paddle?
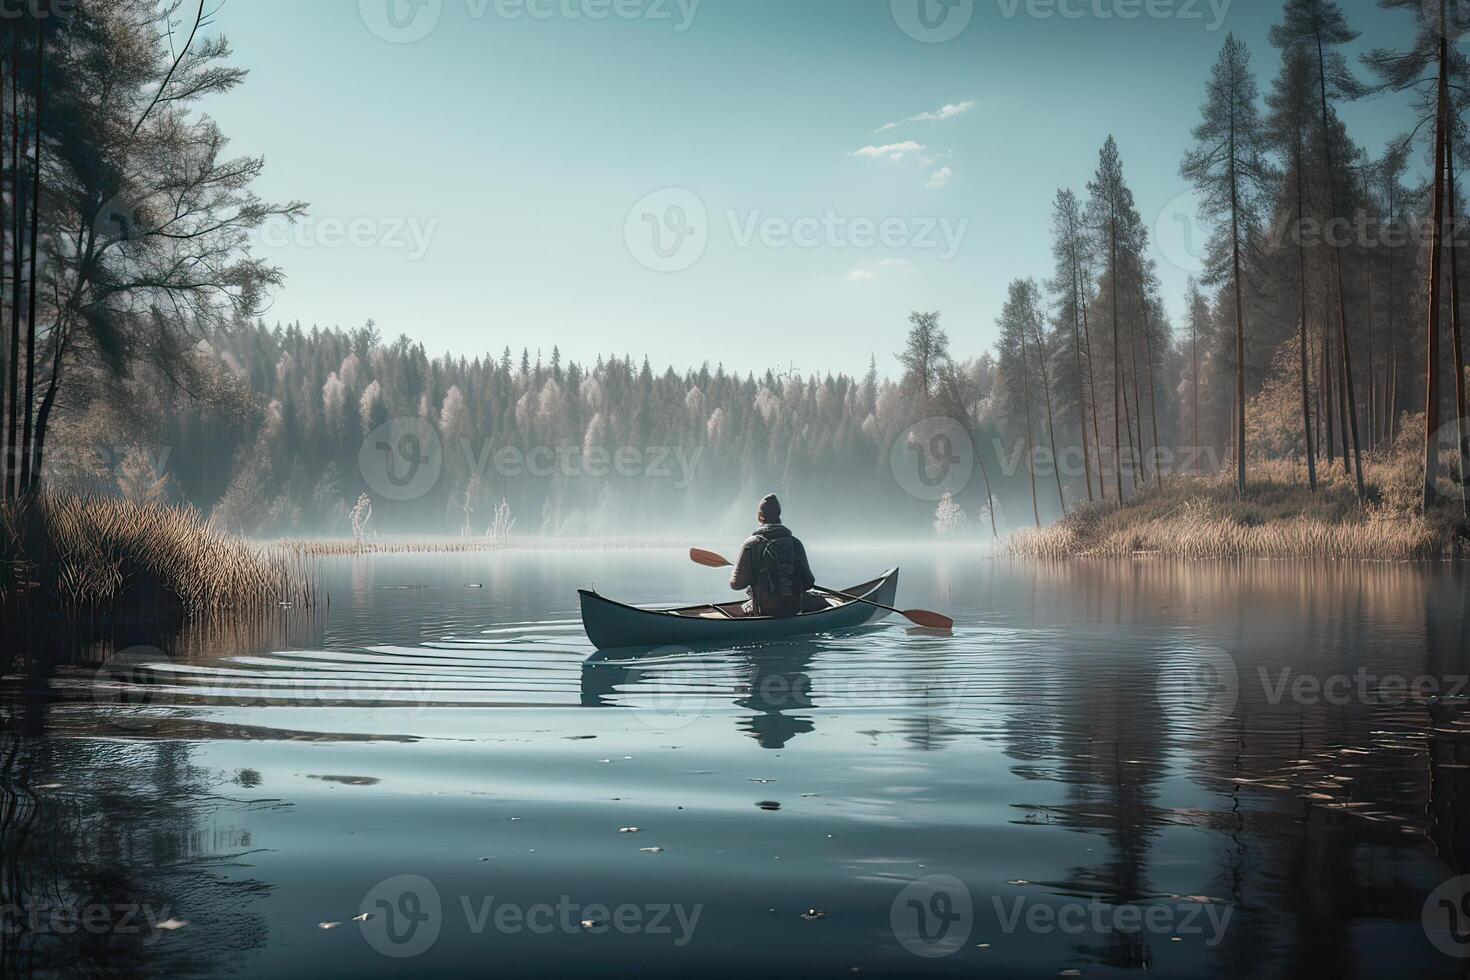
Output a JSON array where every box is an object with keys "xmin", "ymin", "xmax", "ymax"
[{"xmin": 689, "ymin": 548, "xmax": 954, "ymax": 631}]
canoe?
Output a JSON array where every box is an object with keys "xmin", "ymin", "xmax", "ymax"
[{"xmin": 578, "ymin": 568, "xmax": 900, "ymax": 650}]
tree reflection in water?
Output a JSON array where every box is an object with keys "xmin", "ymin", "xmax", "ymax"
[{"xmin": 0, "ymin": 610, "xmax": 323, "ymax": 977}]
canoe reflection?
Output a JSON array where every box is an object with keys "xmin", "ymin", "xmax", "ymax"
[{"xmin": 580, "ymin": 632, "xmax": 896, "ymax": 749}]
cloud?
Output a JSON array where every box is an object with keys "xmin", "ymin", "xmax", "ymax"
[
  {"xmin": 926, "ymin": 167, "xmax": 954, "ymax": 189},
  {"xmin": 850, "ymin": 140, "xmax": 925, "ymax": 162},
  {"xmin": 875, "ymin": 100, "xmax": 975, "ymax": 134},
  {"xmin": 846, "ymin": 259, "xmax": 914, "ymax": 283}
]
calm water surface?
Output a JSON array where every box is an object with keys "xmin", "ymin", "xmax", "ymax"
[{"xmin": 2, "ymin": 548, "xmax": 1468, "ymax": 978}]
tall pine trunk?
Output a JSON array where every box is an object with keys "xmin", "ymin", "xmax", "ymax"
[
  {"xmin": 1080, "ymin": 281, "xmax": 1106, "ymax": 502},
  {"xmin": 1110, "ymin": 218, "xmax": 1124, "ymax": 502},
  {"xmin": 1229, "ymin": 98, "xmax": 1247, "ymax": 495},
  {"xmin": 1316, "ymin": 33, "xmax": 1365, "ymax": 498},
  {"xmin": 1385, "ymin": 173, "xmax": 1400, "ymax": 451},
  {"xmin": 1121, "ymin": 339, "xmax": 1139, "ymax": 492},
  {"xmin": 1069, "ymin": 256, "xmax": 1094, "ymax": 503},
  {"xmin": 1127, "ymin": 308, "xmax": 1147, "ymax": 488},
  {"xmin": 1192, "ymin": 300, "xmax": 1200, "ymax": 477},
  {"xmin": 0, "ymin": 40, "xmax": 7, "ymax": 499},
  {"xmin": 20, "ymin": 24, "xmax": 40, "ymax": 494},
  {"xmin": 1447, "ymin": 117, "xmax": 1468, "ymax": 514},
  {"xmin": 1139, "ymin": 292, "xmax": 1162, "ymax": 489},
  {"xmin": 1034, "ymin": 322, "xmax": 1066, "ymax": 515},
  {"xmin": 1423, "ymin": 23, "xmax": 1448, "ymax": 511},
  {"xmin": 0, "ymin": 42, "xmax": 6, "ymax": 500},
  {"xmin": 6, "ymin": 50, "xmax": 21, "ymax": 500},
  {"xmin": 1363, "ymin": 182, "xmax": 1376, "ymax": 457},
  {"xmin": 1324, "ymin": 329, "xmax": 1336, "ymax": 465},
  {"xmin": 1294, "ymin": 127, "xmax": 1317, "ymax": 487},
  {"xmin": 1018, "ymin": 315, "xmax": 1040, "ymax": 528}
]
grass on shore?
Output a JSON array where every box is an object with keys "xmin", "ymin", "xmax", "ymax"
[
  {"xmin": 1006, "ymin": 451, "xmax": 1470, "ymax": 562},
  {"xmin": 1, "ymin": 496, "xmax": 315, "ymax": 613}
]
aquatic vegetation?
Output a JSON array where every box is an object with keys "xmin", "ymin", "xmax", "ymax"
[{"xmin": 0, "ymin": 496, "xmax": 315, "ymax": 613}]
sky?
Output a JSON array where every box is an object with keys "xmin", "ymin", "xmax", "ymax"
[{"xmin": 204, "ymin": 0, "xmax": 1418, "ymax": 379}]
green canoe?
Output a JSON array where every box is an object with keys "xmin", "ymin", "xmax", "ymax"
[{"xmin": 578, "ymin": 568, "xmax": 900, "ymax": 651}]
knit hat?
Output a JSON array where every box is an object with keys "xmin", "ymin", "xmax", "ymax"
[{"xmin": 758, "ymin": 493, "xmax": 782, "ymax": 522}]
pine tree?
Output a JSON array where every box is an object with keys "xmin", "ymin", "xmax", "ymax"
[
  {"xmin": 998, "ymin": 279, "xmax": 1044, "ymax": 527},
  {"xmin": 1272, "ymin": 0, "xmax": 1367, "ymax": 497},
  {"xmin": 1049, "ymin": 188, "xmax": 1100, "ymax": 502},
  {"xmin": 1366, "ymin": 0, "xmax": 1470, "ymax": 509},
  {"xmin": 1266, "ymin": 44, "xmax": 1319, "ymax": 489},
  {"xmin": 1086, "ymin": 137, "xmax": 1141, "ymax": 503},
  {"xmin": 1182, "ymin": 35, "xmax": 1271, "ymax": 494}
]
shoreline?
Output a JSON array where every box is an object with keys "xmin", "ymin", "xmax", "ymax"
[{"xmin": 1004, "ymin": 466, "xmax": 1469, "ymax": 562}]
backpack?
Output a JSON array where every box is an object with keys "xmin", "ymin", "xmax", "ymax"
[{"xmin": 752, "ymin": 534, "xmax": 801, "ymax": 617}]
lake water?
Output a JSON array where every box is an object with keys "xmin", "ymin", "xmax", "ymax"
[{"xmin": 2, "ymin": 548, "xmax": 1468, "ymax": 978}]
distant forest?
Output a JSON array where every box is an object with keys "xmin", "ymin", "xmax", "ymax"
[{"xmin": 3, "ymin": 0, "xmax": 1468, "ymax": 537}]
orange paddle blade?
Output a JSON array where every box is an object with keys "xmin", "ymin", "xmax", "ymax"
[
  {"xmin": 690, "ymin": 548, "xmax": 732, "ymax": 568},
  {"xmin": 902, "ymin": 609, "xmax": 954, "ymax": 631}
]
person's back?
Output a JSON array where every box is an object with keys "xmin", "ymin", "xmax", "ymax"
[{"xmin": 730, "ymin": 494, "xmax": 818, "ymax": 618}]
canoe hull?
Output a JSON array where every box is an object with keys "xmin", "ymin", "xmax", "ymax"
[{"xmin": 578, "ymin": 569, "xmax": 899, "ymax": 650}]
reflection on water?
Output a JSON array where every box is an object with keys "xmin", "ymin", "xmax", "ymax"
[{"xmin": 1, "ymin": 550, "xmax": 1467, "ymax": 977}]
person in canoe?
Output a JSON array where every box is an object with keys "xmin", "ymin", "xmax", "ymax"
[{"xmin": 730, "ymin": 494, "xmax": 825, "ymax": 618}]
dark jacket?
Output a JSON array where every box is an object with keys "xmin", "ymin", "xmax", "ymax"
[{"xmin": 730, "ymin": 524, "xmax": 816, "ymax": 617}]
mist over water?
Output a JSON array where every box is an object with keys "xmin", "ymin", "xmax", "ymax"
[{"xmin": 3, "ymin": 549, "xmax": 1467, "ymax": 977}]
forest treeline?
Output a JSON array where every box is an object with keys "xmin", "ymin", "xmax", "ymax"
[{"xmin": 1, "ymin": 0, "xmax": 1468, "ymax": 540}]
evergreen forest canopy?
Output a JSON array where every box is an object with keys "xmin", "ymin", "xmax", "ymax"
[{"xmin": 0, "ymin": 0, "xmax": 1467, "ymax": 539}]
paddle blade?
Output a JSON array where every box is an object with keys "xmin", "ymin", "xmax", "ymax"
[
  {"xmin": 690, "ymin": 548, "xmax": 732, "ymax": 568},
  {"xmin": 902, "ymin": 609, "xmax": 954, "ymax": 631}
]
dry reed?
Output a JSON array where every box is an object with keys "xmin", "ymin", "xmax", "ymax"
[
  {"xmin": 0, "ymin": 496, "xmax": 315, "ymax": 612},
  {"xmin": 1007, "ymin": 452, "xmax": 1469, "ymax": 562}
]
